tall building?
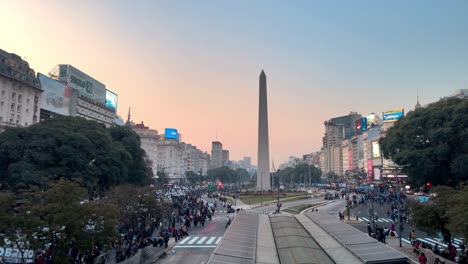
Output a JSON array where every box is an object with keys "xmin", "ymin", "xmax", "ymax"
[
  {"xmin": 321, "ymin": 112, "xmax": 361, "ymax": 175},
  {"xmin": 42, "ymin": 65, "xmax": 117, "ymax": 127},
  {"xmin": 132, "ymin": 121, "xmax": 159, "ymax": 178},
  {"xmin": 0, "ymin": 49, "xmax": 42, "ymax": 132},
  {"xmin": 211, "ymin": 141, "xmax": 223, "ymax": 169},
  {"xmin": 257, "ymin": 70, "xmax": 271, "ymax": 191},
  {"xmin": 222, "ymin": 150, "xmax": 230, "ymax": 166},
  {"xmin": 157, "ymin": 134, "xmax": 184, "ymax": 181}
]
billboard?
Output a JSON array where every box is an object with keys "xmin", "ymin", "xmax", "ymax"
[
  {"xmin": 382, "ymin": 108, "xmax": 404, "ymax": 123},
  {"xmin": 105, "ymin": 90, "xmax": 118, "ymax": 110},
  {"xmin": 367, "ymin": 159, "xmax": 373, "ymax": 176},
  {"xmin": 367, "ymin": 114, "xmax": 376, "ymax": 128},
  {"xmin": 372, "ymin": 141, "xmax": 381, "ymax": 158},
  {"xmin": 38, "ymin": 73, "xmax": 72, "ymax": 116},
  {"xmin": 58, "ymin": 64, "xmax": 106, "ymax": 103},
  {"xmin": 165, "ymin": 128, "xmax": 178, "ymax": 139},
  {"xmin": 356, "ymin": 117, "xmax": 368, "ymax": 132}
]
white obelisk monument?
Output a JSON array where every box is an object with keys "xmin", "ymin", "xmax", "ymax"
[{"xmin": 257, "ymin": 70, "xmax": 271, "ymax": 191}]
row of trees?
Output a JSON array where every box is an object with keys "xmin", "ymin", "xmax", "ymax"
[
  {"xmin": 184, "ymin": 166, "xmax": 251, "ymax": 187},
  {"xmin": 379, "ymin": 98, "xmax": 468, "ymax": 241},
  {"xmin": 0, "ymin": 116, "xmax": 153, "ymax": 194},
  {"xmin": 0, "ymin": 117, "xmax": 158, "ymax": 263}
]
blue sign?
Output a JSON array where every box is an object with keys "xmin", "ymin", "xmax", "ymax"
[
  {"xmin": 382, "ymin": 109, "xmax": 404, "ymax": 123},
  {"xmin": 165, "ymin": 128, "xmax": 178, "ymax": 139},
  {"xmin": 361, "ymin": 117, "xmax": 368, "ymax": 131}
]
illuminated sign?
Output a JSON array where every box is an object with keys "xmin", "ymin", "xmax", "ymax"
[
  {"xmin": 367, "ymin": 159, "xmax": 373, "ymax": 176},
  {"xmin": 382, "ymin": 109, "xmax": 404, "ymax": 123},
  {"xmin": 355, "ymin": 119, "xmax": 362, "ymax": 131},
  {"xmin": 361, "ymin": 117, "xmax": 367, "ymax": 131},
  {"xmin": 367, "ymin": 114, "xmax": 376, "ymax": 128},
  {"xmin": 372, "ymin": 141, "xmax": 381, "ymax": 158},
  {"xmin": 38, "ymin": 73, "xmax": 72, "ymax": 116},
  {"xmin": 105, "ymin": 90, "xmax": 118, "ymax": 110},
  {"xmin": 165, "ymin": 128, "xmax": 178, "ymax": 139}
]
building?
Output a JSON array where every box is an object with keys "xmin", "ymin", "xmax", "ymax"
[
  {"xmin": 211, "ymin": 141, "xmax": 223, "ymax": 169},
  {"xmin": 182, "ymin": 143, "xmax": 209, "ymax": 175},
  {"xmin": 157, "ymin": 134, "xmax": 184, "ymax": 181},
  {"xmin": 452, "ymin": 89, "xmax": 468, "ymax": 99},
  {"xmin": 320, "ymin": 112, "xmax": 361, "ymax": 175},
  {"xmin": 45, "ymin": 64, "xmax": 117, "ymax": 127},
  {"xmin": 0, "ymin": 49, "xmax": 42, "ymax": 132},
  {"xmin": 132, "ymin": 121, "xmax": 159, "ymax": 178},
  {"xmin": 242, "ymin": 156, "xmax": 252, "ymax": 169},
  {"xmin": 222, "ymin": 150, "xmax": 230, "ymax": 166}
]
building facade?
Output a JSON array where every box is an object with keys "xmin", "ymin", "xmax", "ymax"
[
  {"xmin": 222, "ymin": 149, "xmax": 229, "ymax": 166},
  {"xmin": 133, "ymin": 122, "xmax": 159, "ymax": 178},
  {"xmin": 211, "ymin": 141, "xmax": 223, "ymax": 169},
  {"xmin": 0, "ymin": 49, "xmax": 42, "ymax": 132}
]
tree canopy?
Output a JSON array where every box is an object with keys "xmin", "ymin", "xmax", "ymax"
[
  {"xmin": 408, "ymin": 184, "xmax": 468, "ymax": 242},
  {"xmin": 0, "ymin": 116, "xmax": 152, "ymax": 192},
  {"xmin": 380, "ymin": 98, "xmax": 468, "ymax": 187}
]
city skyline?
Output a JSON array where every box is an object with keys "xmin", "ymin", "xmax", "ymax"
[{"xmin": 1, "ymin": 0, "xmax": 467, "ymax": 164}]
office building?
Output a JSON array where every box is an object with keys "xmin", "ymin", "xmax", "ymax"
[
  {"xmin": 0, "ymin": 49, "xmax": 42, "ymax": 132},
  {"xmin": 211, "ymin": 141, "xmax": 223, "ymax": 169}
]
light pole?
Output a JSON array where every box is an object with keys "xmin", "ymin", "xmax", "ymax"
[
  {"xmin": 308, "ymin": 164, "xmax": 311, "ymax": 190},
  {"xmin": 277, "ymin": 169, "xmax": 280, "ymax": 213}
]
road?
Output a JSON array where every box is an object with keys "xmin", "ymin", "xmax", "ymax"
[{"xmin": 156, "ymin": 196, "xmax": 234, "ymax": 264}]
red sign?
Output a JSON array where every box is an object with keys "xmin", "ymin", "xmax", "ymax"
[
  {"xmin": 348, "ymin": 150, "xmax": 354, "ymax": 170},
  {"xmin": 367, "ymin": 159, "xmax": 373, "ymax": 176}
]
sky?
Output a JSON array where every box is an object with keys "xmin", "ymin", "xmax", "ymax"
[{"xmin": 0, "ymin": 0, "xmax": 467, "ymax": 165}]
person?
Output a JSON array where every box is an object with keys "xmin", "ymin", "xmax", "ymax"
[
  {"xmin": 225, "ymin": 216, "xmax": 232, "ymax": 228},
  {"xmin": 433, "ymin": 243, "xmax": 440, "ymax": 255},
  {"xmin": 339, "ymin": 211, "xmax": 343, "ymax": 221},
  {"xmin": 410, "ymin": 230, "xmax": 416, "ymax": 243},
  {"xmin": 418, "ymin": 252, "xmax": 427, "ymax": 264},
  {"xmin": 367, "ymin": 223, "xmax": 373, "ymax": 237}
]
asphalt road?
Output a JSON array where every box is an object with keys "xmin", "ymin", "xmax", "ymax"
[{"xmin": 156, "ymin": 196, "xmax": 234, "ymax": 264}]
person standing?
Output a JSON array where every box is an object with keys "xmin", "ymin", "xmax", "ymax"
[
  {"xmin": 367, "ymin": 223, "xmax": 373, "ymax": 237},
  {"xmin": 418, "ymin": 252, "xmax": 427, "ymax": 264}
]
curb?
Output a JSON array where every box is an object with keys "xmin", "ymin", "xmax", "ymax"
[{"xmin": 300, "ymin": 201, "xmax": 333, "ymax": 214}]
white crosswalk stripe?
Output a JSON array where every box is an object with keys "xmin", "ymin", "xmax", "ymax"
[
  {"xmin": 175, "ymin": 236, "xmax": 222, "ymax": 248},
  {"xmin": 206, "ymin": 237, "xmax": 216, "ymax": 244},
  {"xmin": 400, "ymin": 237, "xmax": 463, "ymax": 251},
  {"xmin": 360, "ymin": 217, "xmax": 369, "ymax": 222}
]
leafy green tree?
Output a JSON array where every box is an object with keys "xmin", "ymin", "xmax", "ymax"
[
  {"xmin": 207, "ymin": 166, "xmax": 236, "ymax": 186},
  {"xmin": 185, "ymin": 171, "xmax": 200, "ymax": 186},
  {"xmin": 0, "ymin": 116, "xmax": 152, "ymax": 193},
  {"xmin": 380, "ymin": 98, "xmax": 468, "ymax": 187},
  {"xmin": 407, "ymin": 185, "xmax": 468, "ymax": 242},
  {"xmin": 0, "ymin": 179, "xmax": 118, "ymax": 263},
  {"xmin": 235, "ymin": 168, "xmax": 250, "ymax": 184},
  {"xmin": 325, "ymin": 171, "xmax": 341, "ymax": 183}
]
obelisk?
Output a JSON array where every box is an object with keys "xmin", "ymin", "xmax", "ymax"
[{"xmin": 257, "ymin": 70, "xmax": 270, "ymax": 191}]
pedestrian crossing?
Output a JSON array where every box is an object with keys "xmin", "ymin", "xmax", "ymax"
[
  {"xmin": 359, "ymin": 216, "xmax": 396, "ymax": 223},
  {"xmin": 174, "ymin": 236, "xmax": 223, "ymax": 248},
  {"xmin": 399, "ymin": 237, "xmax": 464, "ymax": 252}
]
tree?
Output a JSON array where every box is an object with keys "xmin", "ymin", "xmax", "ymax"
[
  {"xmin": 325, "ymin": 171, "xmax": 341, "ymax": 183},
  {"xmin": 185, "ymin": 171, "xmax": 200, "ymax": 186},
  {"xmin": 235, "ymin": 168, "xmax": 250, "ymax": 184},
  {"xmin": 380, "ymin": 98, "xmax": 468, "ymax": 187},
  {"xmin": 407, "ymin": 185, "xmax": 468, "ymax": 242},
  {"xmin": 0, "ymin": 116, "xmax": 152, "ymax": 193},
  {"xmin": 0, "ymin": 179, "xmax": 119, "ymax": 263}
]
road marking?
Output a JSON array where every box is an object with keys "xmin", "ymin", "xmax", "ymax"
[
  {"xmin": 178, "ymin": 237, "xmax": 191, "ymax": 245},
  {"xmin": 174, "ymin": 245, "xmax": 217, "ymax": 248},
  {"xmin": 206, "ymin": 237, "xmax": 216, "ymax": 244},
  {"xmin": 216, "ymin": 237, "xmax": 222, "ymax": 244},
  {"xmin": 360, "ymin": 217, "xmax": 369, "ymax": 222},
  {"xmin": 380, "ymin": 218, "xmax": 391, "ymax": 223},
  {"xmin": 197, "ymin": 237, "xmax": 208, "ymax": 244},
  {"xmin": 188, "ymin": 237, "xmax": 199, "ymax": 244},
  {"xmin": 401, "ymin": 238, "xmax": 411, "ymax": 244}
]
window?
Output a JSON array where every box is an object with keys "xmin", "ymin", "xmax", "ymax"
[
  {"xmin": 0, "ymin": 101, "xmax": 3, "ymax": 106},
  {"xmin": 26, "ymin": 108, "xmax": 28, "ymax": 113},
  {"xmin": 12, "ymin": 92, "xmax": 16, "ymax": 100},
  {"xmin": 9, "ymin": 119, "xmax": 13, "ymax": 123},
  {"xmin": 11, "ymin": 103, "xmax": 15, "ymax": 111},
  {"xmin": 17, "ymin": 105, "xmax": 21, "ymax": 112},
  {"xmin": 18, "ymin": 94, "xmax": 22, "ymax": 102}
]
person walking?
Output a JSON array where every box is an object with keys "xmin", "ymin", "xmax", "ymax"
[
  {"xmin": 367, "ymin": 223, "xmax": 373, "ymax": 237},
  {"xmin": 418, "ymin": 252, "xmax": 427, "ymax": 264}
]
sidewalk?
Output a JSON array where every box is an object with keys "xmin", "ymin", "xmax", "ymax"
[{"xmin": 385, "ymin": 238, "xmax": 419, "ymax": 263}]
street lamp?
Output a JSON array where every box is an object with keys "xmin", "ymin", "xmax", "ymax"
[{"xmin": 277, "ymin": 169, "xmax": 280, "ymax": 213}]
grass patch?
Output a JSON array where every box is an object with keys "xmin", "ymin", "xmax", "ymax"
[
  {"xmin": 282, "ymin": 203, "xmax": 324, "ymax": 214},
  {"xmin": 239, "ymin": 192, "xmax": 313, "ymax": 205}
]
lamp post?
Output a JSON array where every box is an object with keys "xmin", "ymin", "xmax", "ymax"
[{"xmin": 277, "ymin": 169, "xmax": 280, "ymax": 213}]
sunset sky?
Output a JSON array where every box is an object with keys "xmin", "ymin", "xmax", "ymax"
[{"xmin": 1, "ymin": 0, "xmax": 467, "ymax": 164}]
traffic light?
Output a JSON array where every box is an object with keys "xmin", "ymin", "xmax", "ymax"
[
  {"xmin": 217, "ymin": 181, "xmax": 223, "ymax": 189},
  {"xmin": 426, "ymin": 182, "xmax": 431, "ymax": 187}
]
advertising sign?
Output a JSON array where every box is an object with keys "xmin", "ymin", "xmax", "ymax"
[
  {"xmin": 348, "ymin": 150, "xmax": 354, "ymax": 170},
  {"xmin": 105, "ymin": 90, "xmax": 118, "ymax": 110},
  {"xmin": 367, "ymin": 114, "xmax": 376, "ymax": 128},
  {"xmin": 382, "ymin": 108, "xmax": 404, "ymax": 123},
  {"xmin": 58, "ymin": 65, "xmax": 106, "ymax": 103},
  {"xmin": 367, "ymin": 159, "xmax": 373, "ymax": 176},
  {"xmin": 38, "ymin": 73, "xmax": 72, "ymax": 116},
  {"xmin": 0, "ymin": 246, "xmax": 35, "ymax": 263},
  {"xmin": 372, "ymin": 141, "xmax": 381, "ymax": 158},
  {"xmin": 165, "ymin": 128, "xmax": 178, "ymax": 139},
  {"xmin": 361, "ymin": 117, "xmax": 368, "ymax": 131},
  {"xmin": 373, "ymin": 167, "xmax": 381, "ymax": 181}
]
